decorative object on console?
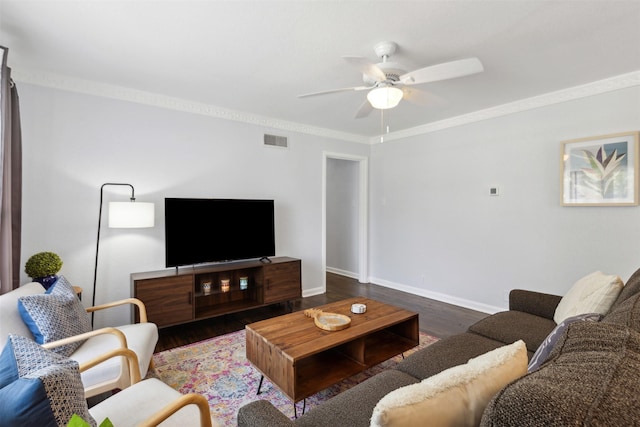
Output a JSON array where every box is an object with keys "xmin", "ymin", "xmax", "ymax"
[
  {"xmin": 221, "ymin": 279, "xmax": 230, "ymax": 293},
  {"xmin": 304, "ymin": 308, "xmax": 351, "ymax": 331},
  {"xmin": 239, "ymin": 276, "xmax": 248, "ymax": 290},
  {"xmin": 92, "ymin": 183, "xmax": 154, "ymax": 326},
  {"xmin": 24, "ymin": 251, "xmax": 63, "ymax": 290},
  {"xmin": 202, "ymin": 281, "xmax": 212, "ymax": 295}
]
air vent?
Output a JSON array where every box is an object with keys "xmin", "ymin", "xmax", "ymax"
[{"xmin": 263, "ymin": 133, "xmax": 288, "ymax": 148}]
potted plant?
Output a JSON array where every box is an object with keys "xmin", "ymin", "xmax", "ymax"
[{"xmin": 25, "ymin": 251, "xmax": 63, "ymax": 290}]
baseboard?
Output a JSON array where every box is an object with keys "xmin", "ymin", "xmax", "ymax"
[
  {"xmin": 302, "ymin": 285, "xmax": 325, "ymax": 298},
  {"xmin": 369, "ymin": 276, "xmax": 505, "ymax": 314},
  {"xmin": 326, "ymin": 266, "xmax": 359, "ymax": 280}
]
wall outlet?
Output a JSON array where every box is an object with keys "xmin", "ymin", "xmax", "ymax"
[{"xmin": 490, "ymin": 187, "xmax": 500, "ymax": 196}]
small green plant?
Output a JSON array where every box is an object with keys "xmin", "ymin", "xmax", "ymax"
[
  {"xmin": 67, "ymin": 414, "xmax": 113, "ymax": 427},
  {"xmin": 24, "ymin": 251, "xmax": 63, "ymax": 278}
]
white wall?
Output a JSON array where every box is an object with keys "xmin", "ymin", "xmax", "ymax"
[
  {"xmin": 326, "ymin": 158, "xmax": 359, "ymax": 276},
  {"xmin": 18, "ymin": 83, "xmax": 369, "ymax": 327},
  {"xmin": 370, "ymin": 86, "xmax": 640, "ymax": 313},
  {"xmin": 17, "ymin": 81, "xmax": 640, "ymax": 324}
]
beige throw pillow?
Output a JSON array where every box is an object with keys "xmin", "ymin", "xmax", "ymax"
[
  {"xmin": 370, "ymin": 340, "xmax": 527, "ymax": 427},
  {"xmin": 554, "ymin": 271, "xmax": 623, "ymax": 324}
]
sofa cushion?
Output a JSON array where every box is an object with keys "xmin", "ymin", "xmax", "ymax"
[
  {"xmin": 17, "ymin": 276, "xmax": 92, "ymax": 356},
  {"xmin": 468, "ymin": 311, "xmax": 556, "ymax": 353},
  {"xmin": 553, "ymin": 271, "xmax": 623, "ymax": 324},
  {"xmin": 480, "ymin": 322, "xmax": 640, "ymax": 426},
  {"xmin": 527, "ymin": 312, "xmax": 603, "ymax": 372},
  {"xmin": 0, "ymin": 335, "xmax": 96, "ymax": 427},
  {"xmin": 293, "ymin": 370, "xmax": 418, "ymax": 427},
  {"xmin": 371, "ymin": 340, "xmax": 527, "ymax": 427},
  {"xmin": 602, "ymin": 291, "xmax": 640, "ymax": 332},
  {"xmin": 396, "ymin": 332, "xmax": 505, "ymax": 380}
]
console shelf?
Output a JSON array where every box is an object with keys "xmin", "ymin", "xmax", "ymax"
[{"xmin": 132, "ymin": 257, "xmax": 301, "ymax": 328}]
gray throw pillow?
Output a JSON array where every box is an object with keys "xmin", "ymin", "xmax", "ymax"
[{"xmin": 527, "ymin": 312, "xmax": 603, "ymax": 372}]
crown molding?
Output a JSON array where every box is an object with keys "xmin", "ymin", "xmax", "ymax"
[
  {"xmin": 11, "ymin": 68, "xmax": 370, "ymax": 145},
  {"xmin": 13, "ymin": 68, "xmax": 639, "ymax": 146},
  {"xmin": 373, "ymin": 70, "xmax": 640, "ymax": 144}
]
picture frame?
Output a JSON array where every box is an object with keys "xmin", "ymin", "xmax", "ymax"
[{"xmin": 561, "ymin": 131, "xmax": 640, "ymax": 206}]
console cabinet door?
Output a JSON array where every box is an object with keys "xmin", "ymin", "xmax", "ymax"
[
  {"xmin": 263, "ymin": 260, "xmax": 302, "ymax": 304},
  {"xmin": 135, "ymin": 276, "xmax": 194, "ymax": 327}
]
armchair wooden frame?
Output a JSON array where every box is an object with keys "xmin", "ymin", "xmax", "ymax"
[
  {"xmin": 86, "ymin": 298, "xmax": 150, "ymax": 322},
  {"xmin": 83, "ymin": 348, "xmax": 213, "ymax": 427},
  {"xmin": 42, "ymin": 297, "xmax": 157, "ymax": 397}
]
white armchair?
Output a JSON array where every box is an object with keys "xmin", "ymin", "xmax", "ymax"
[{"xmin": 0, "ymin": 281, "xmax": 158, "ymax": 398}]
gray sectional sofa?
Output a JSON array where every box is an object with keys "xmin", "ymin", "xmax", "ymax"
[{"xmin": 237, "ymin": 268, "xmax": 640, "ymax": 426}]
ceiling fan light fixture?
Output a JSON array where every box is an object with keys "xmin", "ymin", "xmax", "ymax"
[{"xmin": 367, "ymin": 86, "xmax": 403, "ymax": 109}]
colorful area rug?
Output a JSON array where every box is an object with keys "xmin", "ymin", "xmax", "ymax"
[{"xmin": 152, "ymin": 329, "xmax": 438, "ymax": 426}]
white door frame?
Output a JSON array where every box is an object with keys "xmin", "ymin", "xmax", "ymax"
[{"xmin": 322, "ymin": 151, "xmax": 369, "ymax": 290}]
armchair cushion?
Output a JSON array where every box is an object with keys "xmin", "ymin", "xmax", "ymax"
[
  {"xmin": 89, "ymin": 378, "xmax": 205, "ymax": 427},
  {"xmin": 75, "ymin": 322, "xmax": 158, "ymax": 391},
  {"xmin": 17, "ymin": 276, "xmax": 92, "ymax": 356},
  {"xmin": 0, "ymin": 335, "xmax": 95, "ymax": 427}
]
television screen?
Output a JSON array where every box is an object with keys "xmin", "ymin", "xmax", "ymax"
[{"xmin": 165, "ymin": 198, "xmax": 275, "ymax": 267}]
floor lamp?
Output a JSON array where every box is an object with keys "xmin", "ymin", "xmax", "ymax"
[{"xmin": 92, "ymin": 183, "xmax": 155, "ymax": 326}]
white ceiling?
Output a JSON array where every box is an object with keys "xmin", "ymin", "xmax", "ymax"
[{"xmin": 1, "ymin": 0, "xmax": 640, "ymax": 140}]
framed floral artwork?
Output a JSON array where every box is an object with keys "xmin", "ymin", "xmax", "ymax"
[{"xmin": 561, "ymin": 131, "xmax": 640, "ymax": 206}]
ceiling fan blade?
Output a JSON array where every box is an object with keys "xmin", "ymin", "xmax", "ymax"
[
  {"xmin": 342, "ymin": 56, "xmax": 386, "ymax": 81},
  {"xmin": 354, "ymin": 99, "xmax": 374, "ymax": 119},
  {"xmin": 298, "ymin": 85, "xmax": 370, "ymax": 98},
  {"xmin": 402, "ymin": 87, "xmax": 446, "ymax": 107},
  {"xmin": 400, "ymin": 57, "xmax": 483, "ymax": 85}
]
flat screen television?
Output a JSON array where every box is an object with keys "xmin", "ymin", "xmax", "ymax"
[{"xmin": 165, "ymin": 198, "xmax": 275, "ymax": 268}]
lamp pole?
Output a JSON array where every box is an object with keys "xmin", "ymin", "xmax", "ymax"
[{"xmin": 92, "ymin": 183, "xmax": 136, "ymax": 326}]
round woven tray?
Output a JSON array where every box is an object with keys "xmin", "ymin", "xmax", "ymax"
[
  {"xmin": 313, "ymin": 312, "xmax": 351, "ymax": 331},
  {"xmin": 304, "ymin": 308, "xmax": 351, "ymax": 331}
]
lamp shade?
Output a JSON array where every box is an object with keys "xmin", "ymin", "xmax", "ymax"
[
  {"xmin": 108, "ymin": 202, "xmax": 155, "ymax": 228},
  {"xmin": 367, "ymin": 86, "xmax": 404, "ymax": 109}
]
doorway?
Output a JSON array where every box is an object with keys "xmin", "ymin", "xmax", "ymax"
[{"xmin": 322, "ymin": 152, "xmax": 368, "ymax": 291}]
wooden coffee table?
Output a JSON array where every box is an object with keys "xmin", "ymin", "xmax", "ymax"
[{"xmin": 245, "ymin": 297, "xmax": 419, "ymax": 405}]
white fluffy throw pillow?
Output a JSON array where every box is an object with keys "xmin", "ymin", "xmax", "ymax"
[
  {"xmin": 370, "ymin": 340, "xmax": 527, "ymax": 427},
  {"xmin": 553, "ymin": 271, "xmax": 623, "ymax": 324}
]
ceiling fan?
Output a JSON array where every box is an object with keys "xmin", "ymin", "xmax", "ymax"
[{"xmin": 298, "ymin": 41, "xmax": 483, "ymax": 118}]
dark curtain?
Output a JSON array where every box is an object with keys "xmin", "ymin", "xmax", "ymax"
[{"xmin": 0, "ymin": 46, "xmax": 23, "ymax": 294}]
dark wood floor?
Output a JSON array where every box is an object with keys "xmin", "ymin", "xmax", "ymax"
[{"xmin": 155, "ymin": 272, "xmax": 488, "ymax": 352}]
